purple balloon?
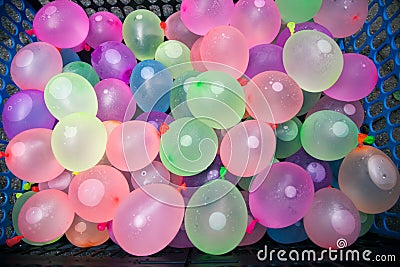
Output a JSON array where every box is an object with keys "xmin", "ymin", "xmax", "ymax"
[
  {"xmin": 244, "ymin": 44, "xmax": 285, "ymax": 79},
  {"xmin": 276, "ymin": 22, "xmax": 334, "ymax": 47},
  {"xmin": 169, "ymin": 222, "xmax": 194, "ymax": 248},
  {"xmin": 2, "ymin": 90, "xmax": 56, "ymax": 139},
  {"xmin": 285, "ymin": 148, "xmax": 332, "ymax": 191},
  {"xmin": 107, "ymin": 220, "xmax": 118, "ymax": 244},
  {"xmin": 136, "ymin": 111, "xmax": 174, "ymax": 131}
]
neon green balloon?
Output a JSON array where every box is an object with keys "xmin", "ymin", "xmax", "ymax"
[
  {"xmin": 170, "ymin": 71, "xmax": 200, "ymax": 119},
  {"xmin": 276, "ymin": 0, "xmax": 322, "ymax": 23},
  {"xmin": 275, "ymin": 117, "xmax": 302, "ymax": 159},
  {"xmin": 359, "ymin": 212, "xmax": 374, "ymax": 237},
  {"xmin": 123, "ymin": 9, "xmax": 164, "ymax": 61},
  {"xmin": 63, "ymin": 61, "xmax": 100, "ymax": 87},
  {"xmin": 297, "ymin": 90, "xmax": 321, "ymax": 116},
  {"xmin": 185, "ymin": 179, "xmax": 247, "ymax": 255},
  {"xmin": 51, "ymin": 112, "xmax": 107, "ymax": 172},
  {"xmin": 187, "ymin": 71, "xmax": 245, "ymax": 129},
  {"xmin": 155, "ymin": 40, "xmax": 193, "ymax": 78},
  {"xmin": 300, "ymin": 110, "xmax": 358, "ymax": 161},
  {"xmin": 44, "ymin": 72, "xmax": 98, "ymax": 120},
  {"xmin": 160, "ymin": 117, "xmax": 218, "ymax": 176}
]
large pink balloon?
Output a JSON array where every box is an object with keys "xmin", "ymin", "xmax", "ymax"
[
  {"xmin": 113, "ymin": 184, "xmax": 185, "ymax": 256},
  {"xmin": 33, "ymin": 1, "xmax": 89, "ymax": 48},
  {"xmin": 5, "ymin": 128, "xmax": 64, "ymax": 183},
  {"xmin": 18, "ymin": 189, "xmax": 74, "ymax": 243},
  {"xmin": 86, "ymin": 11, "xmax": 123, "ymax": 49},
  {"xmin": 130, "ymin": 161, "xmax": 170, "ymax": 189},
  {"xmin": 106, "ymin": 121, "xmax": 160, "ymax": 171},
  {"xmin": 190, "ymin": 37, "xmax": 207, "ymax": 72}
]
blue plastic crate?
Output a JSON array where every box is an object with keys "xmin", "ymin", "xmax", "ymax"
[{"xmin": 0, "ymin": 0, "xmax": 399, "ymax": 246}]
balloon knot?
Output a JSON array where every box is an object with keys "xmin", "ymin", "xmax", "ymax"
[
  {"xmin": 177, "ymin": 182, "xmax": 186, "ymax": 192},
  {"xmin": 31, "ymin": 186, "xmax": 39, "ymax": 192},
  {"xmin": 358, "ymin": 133, "xmax": 375, "ymax": 147},
  {"xmin": 159, "ymin": 122, "xmax": 170, "ymax": 135},
  {"xmin": 219, "ymin": 166, "xmax": 227, "ymax": 180},
  {"xmin": 269, "ymin": 123, "xmax": 279, "ymax": 130},
  {"xmin": 287, "ymin": 22, "xmax": 296, "ymax": 36},
  {"xmin": 25, "ymin": 29, "xmax": 35, "ymax": 36},
  {"xmin": 84, "ymin": 43, "xmax": 91, "ymax": 52},
  {"xmin": 0, "ymin": 151, "xmax": 9, "ymax": 158},
  {"xmin": 246, "ymin": 219, "xmax": 259, "ymax": 234},
  {"xmin": 97, "ymin": 222, "xmax": 107, "ymax": 231},
  {"xmin": 6, "ymin": 235, "xmax": 24, "ymax": 247},
  {"xmin": 72, "ymin": 172, "xmax": 80, "ymax": 176},
  {"xmin": 237, "ymin": 77, "xmax": 249, "ymax": 86},
  {"xmin": 23, "ymin": 182, "xmax": 31, "ymax": 191},
  {"xmin": 16, "ymin": 193, "xmax": 23, "ymax": 199},
  {"xmin": 160, "ymin": 21, "xmax": 167, "ymax": 32}
]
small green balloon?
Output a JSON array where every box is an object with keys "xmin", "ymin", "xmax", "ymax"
[
  {"xmin": 300, "ymin": 110, "xmax": 358, "ymax": 161},
  {"xmin": 275, "ymin": 117, "xmax": 302, "ymax": 159},
  {"xmin": 123, "ymin": 9, "xmax": 164, "ymax": 61},
  {"xmin": 155, "ymin": 40, "xmax": 193, "ymax": 78},
  {"xmin": 187, "ymin": 71, "xmax": 245, "ymax": 129},
  {"xmin": 185, "ymin": 179, "xmax": 247, "ymax": 255},
  {"xmin": 359, "ymin": 212, "xmax": 374, "ymax": 237},
  {"xmin": 170, "ymin": 71, "xmax": 200, "ymax": 119},
  {"xmin": 297, "ymin": 90, "xmax": 321, "ymax": 116},
  {"xmin": 276, "ymin": 0, "xmax": 323, "ymax": 23},
  {"xmin": 63, "ymin": 61, "xmax": 100, "ymax": 87}
]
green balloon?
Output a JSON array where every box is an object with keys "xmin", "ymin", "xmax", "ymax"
[
  {"xmin": 275, "ymin": 117, "xmax": 302, "ymax": 159},
  {"xmin": 187, "ymin": 71, "xmax": 245, "ymax": 129},
  {"xmin": 297, "ymin": 90, "xmax": 321, "ymax": 116},
  {"xmin": 170, "ymin": 71, "xmax": 200, "ymax": 119},
  {"xmin": 63, "ymin": 61, "xmax": 100, "ymax": 87},
  {"xmin": 160, "ymin": 117, "xmax": 218, "ymax": 176},
  {"xmin": 300, "ymin": 110, "xmax": 358, "ymax": 161},
  {"xmin": 276, "ymin": 0, "xmax": 323, "ymax": 23},
  {"xmin": 123, "ymin": 9, "xmax": 164, "ymax": 61},
  {"xmin": 155, "ymin": 40, "xmax": 193, "ymax": 78},
  {"xmin": 44, "ymin": 72, "xmax": 98, "ymax": 120},
  {"xmin": 185, "ymin": 179, "xmax": 247, "ymax": 255},
  {"xmin": 359, "ymin": 212, "xmax": 374, "ymax": 237}
]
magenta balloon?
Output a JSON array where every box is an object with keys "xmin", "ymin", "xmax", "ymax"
[
  {"xmin": 33, "ymin": 1, "xmax": 89, "ymax": 48},
  {"xmin": 324, "ymin": 53, "xmax": 378, "ymax": 101},
  {"xmin": 130, "ymin": 161, "xmax": 171, "ymax": 189},
  {"xmin": 39, "ymin": 171, "xmax": 73, "ymax": 193},
  {"xmin": 5, "ymin": 128, "xmax": 64, "ymax": 183},
  {"xmin": 165, "ymin": 11, "xmax": 200, "ymax": 48},
  {"xmin": 190, "ymin": 37, "xmax": 207, "ymax": 72},
  {"xmin": 275, "ymin": 22, "xmax": 334, "ymax": 47},
  {"xmin": 230, "ymin": 0, "xmax": 281, "ymax": 47},
  {"xmin": 113, "ymin": 183, "xmax": 185, "ymax": 256},
  {"xmin": 304, "ymin": 188, "xmax": 361, "ymax": 249},
  {"xmin": 94, "ymin": 78, "xmax": 136, "ymax": 122},
  {"xmin": 306, "ymin": 96, "xmax": 364, "ymax": 128},
  {"xmin": 18, "ymin": 189, "xmax": 74, "ymax": 242},
  {"xmin": 11, "ymin": 42, "xmax": 62, "ymax": 91},
  {"xmin": 244, "ymin": 44, "xmax": 285, "ymax": 79},
  {"xmin": 169, "ymin": 222, "xmax": 194, "ymax": 248},
  {"xmin": 86, "ymin": 12, "xmax": 123, "ymax": 49},
  {"xmin": 249, "ymin": 162, "xmax": 314, "ymax": 228},
  {"xmin": 91, "ymin": 41, "xmax": 137, "ymax": 83},
  {"xmin": 2, "ymin": 89, "xmax": 56, "ymax": 139},
  {"xmin": 180, "ymin": 0, "xmax": 234, "ymax": 35}
]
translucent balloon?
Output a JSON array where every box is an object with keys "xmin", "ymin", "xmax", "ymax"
[
  {"xmin": 91, "ymin": 41, "xmax": 137, "ymax": 83},
  {"xmin": 306, "ymin": 96, "xmax": 364, "ymax": 128},
  {"xmin": 276, "ymin": 22, "xmax": 333, "ymax": 47},
  {"xmin": 190, "ymin": 37, "xmax": 207, "ymax": 72},
  {"xmin": 314, "ymin": 0, "xmax": 368, "ymax": 38},
  {"xmin": 60, "ymin": 49, "xmax": 81, "ymax": 67},
  {"xmin": 2, "ymin": 89, "xmax": 56, "ymax": 139},
  {"xmin": 11, "ymin": 42, "xmax": 62, "ymax": 91},
  {"xmin": 276, "ymin": 0, "xmax": 322, "ymax": 23},
  {"xmin": 230, "ymin": 0, "xmax": 281, "ymax": 47},
  {"xmin": 94, "ymin": 78, "xmax": 136, "ymax": 122},
  {"xmin": 160, "ymin": 117, "xmax": 218, "ymax": 176},
  {"xmin": 359, "ymin": 212, "xmax": 374, "ymax": 237},
  {"xmin": 136, "ymin": 111, "xmax": 174, "ymax": 131},
  {"xmin": 275, "ymin": 117, "xmax": 302, "ymax": 159},
  {"xmin": 324, "ymin": 53, "xmax": 378, "ymax": 101},
  {"xmin": 44, "ymin": 73, "xmax": 98, "ymax": 120},
  {"xmin": 339, "ymin": 146, "xmax": 400, "ymax": 214},
  {"xmin": 220, "ymin": 120, "xmax": 275, "ymax": 177},
  {"xmin": 300, "ymin": 110, "xmax": 359, "ymax": 161},
  {"xmin": 266, "ymin": 220, "xmax": 308, "ymax": 244},
  {"xmin": 245, "ymin": 71, "xmax": 303, "ymax": 123},
  {"xmin": 187, "ymin": 71, "xmax": 246, "ymax": 129},
  {"xmin": 63, "ymin": 62, "xmax": 100, "ymax": 87},
  {"xmin": 249, "ymin": 162, "xmax": 314, "ymax": 228},
  {"xmin": 155, "ymin": 40, "xmax": 193, "ymax": 78},
  {"xmin": 200, "ymin": 26, "xmax": 249, "ymax": 78},
  {"xmin": 165, "ymin": 11, "xmax": 200, "ymax": 48},
  {"xmin": 130, "ymin": 60, "xmax": 173, "ymax": 112},
  {"xmin": 107, "ymin": 220, "xmax": 118, "ymax": 244},
  {"xmin": 297, "ymin": 90, "xmax": 322, "ymax": 116},
  {"xmin": 185, "ymin": 180, "xmax": 247, "ymax": 255},
  {"xmin": 123, "ymin": 9, "xmax": 164, "ymax": 61},
  {"xmin": 170, "ymin": 71, "xmax": 199, "ymax": 119},
  {"xmin": 18, "ymin": 189, "xmax": 75, "ymax": 243},
  {"xmin": 66, "ymin": 214, "xmax": 109, "ymax": 247},
  {"xmin": 244, "ymin": 44, "xmax": 285, "ymax": 79},
  {"xmin": 97, "ymin": 120, "xmax": 122, "ymax": 166},
  {"xmin": 169, "ymin": 222, "xmax": 194, "ymax": 248},
  {"xmin": 283, "ymin": 30, "xmax": 344, "ymax": 92},
  {"xmin": 51, "ymin": 112, "xmax": 107, "ymax": 172},
  {"xmin": 304, "ymin": 188, "xmax": 361, "ymax": 249},
  {"xmin": 130, "ymin": 161, "xmax": 171, "ymax": 189},
  {"xmin": 86, "ymin": 11, "xmax": 123, "ymax": 49},
  {"xmin": 5, "ymin": 128, "xmax": 64, "ymax": 183},
  {"xmin": 39, "ymin": 171, "xmax": 73, "ymax": 193},
  {"xmin": 286, "ymin": 148, "xmax": 332, "ymax": 191},
  {"xmin": 180, "ymin": 0, "xmax": 234, "ymax": 35},
  {"xmin": 33, "ymin": 1, "xmax": 89, "ymax": 48},
  {"xmin": 106, "ymin": 120, "xmax": 160, "ymax": 171},
  {"xmin": 113, "ymin": 184, "xmax": 185, "ymax": 256}
]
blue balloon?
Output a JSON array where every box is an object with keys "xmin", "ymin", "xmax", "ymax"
[
  {"xmin": 266, "ymin": 220, "xmax": 308, "ymax": 244},
  {"xmin": 60, "ymin": 49, "xmax": 81, "ymax": 67}
]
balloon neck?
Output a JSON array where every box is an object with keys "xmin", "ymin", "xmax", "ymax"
[
  {"xmin": 358, "ymin": 133, "xmax": 375, "ymax": 147},
  {"xmin": 177, "ymin": 182, "xmax": 186, "ymax": 192},
  {"xmin": 25, "ymin": 29, "xmax": 35, "ymax": 37},
  {"xmin": 160, "ymin": 21, "xmax": 167, "ymax": 33},
  {"xmin": 97, "ymin": 222, "xmax": 107, "ymax": 231},
  {"xmin": 159, "ymin": 122, "xmax": 170, "ymax": 135},
  {"xmin": 237, "ymin": 77, "xmax": 248, "ymax": 86},
  {"xmin": 31, "ymin": 186, "xmax": 39, "ymax": 192},
  {"xmin": 246, "ymin": 219, "xmax": 259, "ymax": 234},
  {"xmin": 84, "ymin": 43, "xmax": 91, "ymax": 52},
  {"xmin": 287, "ymin": 22, "xmax": 296, "ymax": 36},
  {"xmin": 6, "ymin": 235, "xmax": 24, "ymax": 247},
  {"xmin": 269, "ymin": 123, "xmax": 279, "ymax": 130},
  {"xmin": 0, "ymin": 151, "xmax": 9, "ymax": 158},
  {"xmin": 219, "ymin": 166, "xmax": 227, "ymax": 180}
]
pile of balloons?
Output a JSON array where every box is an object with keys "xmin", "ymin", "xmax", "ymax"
[{"xmin": 2, "ymin": 0, "xmax": 399, "ymax": 256}]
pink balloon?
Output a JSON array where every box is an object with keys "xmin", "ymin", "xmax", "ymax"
[
  {"xmin": 230, "ymin": 0, "xmax": 281, "ymax": 47},
  {"xmin": 33, "ymin": 1, "xmax": 89, "ymax": 48},
  {"xmin": 190, "ymin": 37, "xmax": 207, "ymax": 72},
  {"xmin": 245, "ymin": 71, "xmax": 303, "ymax": 123},
  {"xmin": 165, "ymin": 11, "xmax": 200, "ymax": 48},
  {"xmin": 68, "ymin": 165, "xmax": 130, "ymax": 223},
  {"xmin": 220, "ymin": 120, "xmax": 276, "ymax": 177},
  {"xmin": 200, "ymin": 26, "xmax": 249, "ymax": 78},
  {"xmin": 18, "ymin": 189, "xmax": 74, "ymax": 243},
  {"xmin": 86, "ymin": 11, "xmax": 123, "ymax": 49},
  {"xmin": 39, "ymin": 171, "xmax": 72, "ymax": 193},
  {"xmin": 130, "ymin": 161, "xmax": 170, "ymax": 189},
  {"xmin": 5, "ymin": 128, "xmax": 64, "ymax": 183},
  {"xmin": 113, "ymin": 184, "xmax": 185, "ymax": 256},
  {"xmin": 106, "ymin": 121, "xmax": 160, "ymax": 171}
]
